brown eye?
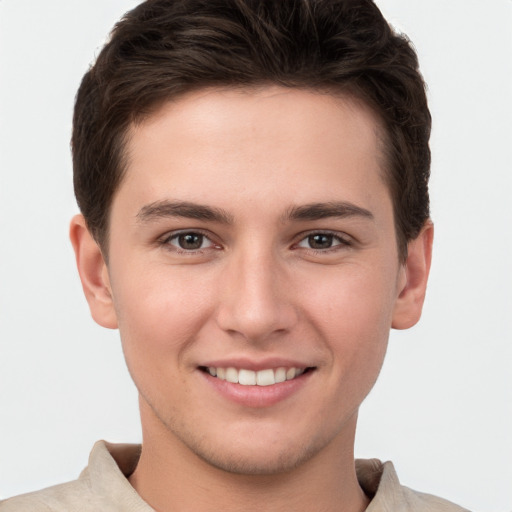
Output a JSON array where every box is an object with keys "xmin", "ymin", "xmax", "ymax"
[
  {"xmin": 296, "ymin": 232, "xmax": 350, "ymax": 251},
  {"xmin": 177, "ymin": 233, "xmax": 204, "ymax": 250},
  {"xmin": 308, "ymin": 234, "xmax": 334, "ymax": 249},
  {"xmin": 166, "ymin": 232, "xmax": 214, "ymax": 251}
]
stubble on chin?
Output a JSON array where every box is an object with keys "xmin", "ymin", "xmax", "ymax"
[{"xmin": 141, "ymin": 394, "xmax": 357, "ymax": 478}]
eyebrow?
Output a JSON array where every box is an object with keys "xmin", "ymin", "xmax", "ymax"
[
  {"xmin": 284, "ymin": 201, "xmax": 374, "ymax": 222},
  {"xmin": 136, "ymin": 200, "xmax": 234, "ymax": 224},
  {"xmin": 136, "ymin": 199, "xmax": 373, "ymax": 225}
]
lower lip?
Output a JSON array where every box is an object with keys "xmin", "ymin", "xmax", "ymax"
[{"xmin": 200, "ymin": 370, "xmax": 313, "ymax": 408}]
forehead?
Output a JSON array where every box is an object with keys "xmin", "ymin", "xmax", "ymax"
[
  {"xmin": 130, "ymin": 87, "xmax": 384, "ymax": 179},
  {"xmin": 118, "ymin": 86, "xmax": 390, "ymax": 221}
]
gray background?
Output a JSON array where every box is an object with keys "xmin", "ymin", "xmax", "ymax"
[{"xmin": 0, "ymin": 1, "xmax": 511, "ymax": 510}]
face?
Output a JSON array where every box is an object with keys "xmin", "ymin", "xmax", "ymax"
[{"xmin": 89, "ymin": 87, "xmax": 414, "ymax": 474}]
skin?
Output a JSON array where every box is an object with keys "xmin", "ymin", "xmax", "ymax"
[{"xmin": 71, "ymin": 87, "xmax": 433, "ymax": 512}]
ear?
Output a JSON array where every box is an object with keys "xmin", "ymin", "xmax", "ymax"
[
  {"xmin": 392, "ymin": 221, "xmax": 434, "ymax": 330},
  {"xmin": 69, "ymin": 214, "xmax": 118, "ymax": 329}
]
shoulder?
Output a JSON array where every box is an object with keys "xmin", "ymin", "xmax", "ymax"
[
  {"xmin": 356, "ymin": 458, "xmax": 470, "ymax": 512},
  {"xmin": 0, "ymin": 440, "xmax": 145, "ymax": 512},
  {"xmin": 398, "ymin": 485, "xmax": 470, "ymax": 512},
  {"xmin": 0, "ymin": 473, "xmax": 97, "ymax": 512}
]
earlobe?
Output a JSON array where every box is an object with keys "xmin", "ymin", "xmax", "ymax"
[
  {"xmin": 69, "ymin": 214, "xmax": 118, "ymax": 329},
  {"xmin": 391, "ymin": 221, "xmax": 434, "ymax": 330}
]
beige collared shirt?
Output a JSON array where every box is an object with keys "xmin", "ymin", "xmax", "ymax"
[{"xmin": 0, "ymin": 441, "xmax": 469, "ymax": 511}]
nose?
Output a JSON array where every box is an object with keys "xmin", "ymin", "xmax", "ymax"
[{"xmin": 215, "ymin": 247, "xmax": 298, "ymax": 343}]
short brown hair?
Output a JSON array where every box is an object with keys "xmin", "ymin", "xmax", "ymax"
[{"xmin": 72, "ymin": 0, "xmax": 431, "ymax": 260}]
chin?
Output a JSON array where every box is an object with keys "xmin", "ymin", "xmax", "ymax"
[
  {"xmin": 170, "ymin": 420, "xmax": 337, "ymax": 476},
  {"xmin": 190, "ymin": 439, "xmax": 323, "ymax": 476}
]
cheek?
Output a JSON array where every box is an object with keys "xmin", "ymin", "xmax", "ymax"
[
  {"xmin": 302, "ymin": 264, "xmax": 397, "ymax": 377},
  {"xmin": 110, "ymin": 262, "xmax": 217, "ymax": 367}
]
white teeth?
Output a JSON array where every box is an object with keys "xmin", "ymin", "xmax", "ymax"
[
  {"xmin": 207, "ymin": 366, "xmax": 307, "ymax": 386},
  {"xmin": 225, "ymin": 367, "xmax": 238, "ymax": 383},
  {"xmin": 256, "ymin": 369, "xmax": 275, "ymax": 386},
  {"xmin": 286, "ymin": 367, "xmax": 296, "ymax": 380},
  {"xmin": 238, "ymin": 369, "xmax": 256, "ymax": 385},
  {"xmin": 274, "ymin": 367, "xmax": 286, "ymax": 383}
]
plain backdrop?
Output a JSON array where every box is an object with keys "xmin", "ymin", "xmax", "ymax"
[{"xmin": 0, "ymin": 1, "xmax": 511, "ymax": 510}]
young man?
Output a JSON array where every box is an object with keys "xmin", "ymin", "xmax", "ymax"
[{"xmin": 1, "ymin": 0, "xmax": 468, "ymax": 510}]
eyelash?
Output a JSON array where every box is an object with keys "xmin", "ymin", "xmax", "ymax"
[
  {"xmin": 159, "ymin": 230, "xmax": 219, "ymax": 254},
  {"xmin": 159, "ymin": 229, "xmax": 353, "ymax": 255},
  {"xmin": 294, "ymin": 231, "xmax": 353, "ymax": 253}
]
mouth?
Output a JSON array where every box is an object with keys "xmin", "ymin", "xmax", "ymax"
[{"xmin": 199, "ymin": 366, "xmax": 315, "ymax": 386}]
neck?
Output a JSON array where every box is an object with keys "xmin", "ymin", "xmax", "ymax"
[{"xmin": 129, "ymin": 403, "xmax": 369, "ymax": 512}]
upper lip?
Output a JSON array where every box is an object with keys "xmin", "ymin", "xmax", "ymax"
[{"xmin": 199, "ymin": 357, "xmax": 314, "ymax": 371}]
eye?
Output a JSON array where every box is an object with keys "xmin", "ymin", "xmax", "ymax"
[
  {"xmin": 165, "ymin": 231, "xmax": 216, "ymax": 252},
  {"xmin": 296, "ymin": 232, "xmax": 350, "ymax": 251}
]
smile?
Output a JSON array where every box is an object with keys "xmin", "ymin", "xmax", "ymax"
[{"xmin": 201, "ymin": 366, "xmax": 311, "ymax": 386}]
